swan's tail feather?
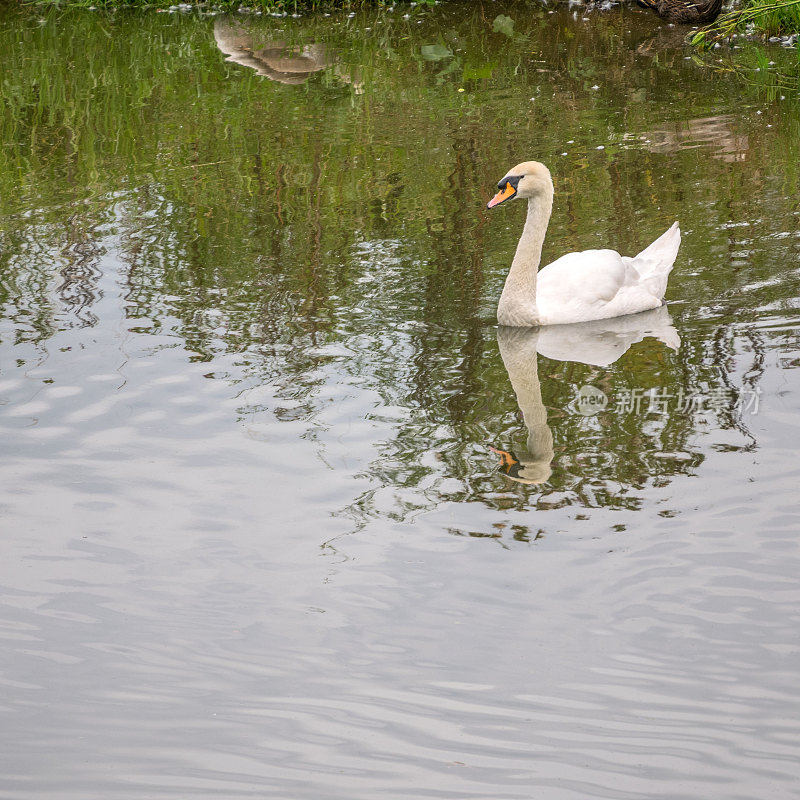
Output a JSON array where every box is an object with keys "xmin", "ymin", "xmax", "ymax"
[{"xmin": 633, "ymin": 221, "xmax": 681, "ymax": 299}]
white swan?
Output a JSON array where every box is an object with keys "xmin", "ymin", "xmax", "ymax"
[{"xmin": 487, "ymin": 161, "xmax": 681, "ymax": 327}]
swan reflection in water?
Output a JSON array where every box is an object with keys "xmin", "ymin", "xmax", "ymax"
[
  {"xmin": 214, "ymin": 18, "xmax": 360, "ymax": 89},
  {"xmin": 492, "ymin": 306, "xmax": 681, "ymax": 485},
  {"xmin": 624, "ymin": 114, "xmax": 748, "ymax": 164}
]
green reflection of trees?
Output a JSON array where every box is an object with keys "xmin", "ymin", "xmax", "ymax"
[{"xmin": 1, "ymin": 3, "xmax": 799, "ymax": 532}]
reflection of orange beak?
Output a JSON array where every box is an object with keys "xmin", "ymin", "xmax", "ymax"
[
  {"xmin": 487, "ymin": 181, "xmax": 517, "ymax": 209},
  {"xmin": 489, "ymin": 445, "xmax": 520, "ymax": 470}
]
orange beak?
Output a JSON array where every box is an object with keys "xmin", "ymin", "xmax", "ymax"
[{"xmin": 487, "ymin": 181, "xmax": 517, "ymax": 209}]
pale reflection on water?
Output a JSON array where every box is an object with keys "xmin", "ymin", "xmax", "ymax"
[
  {"xmin": 214, "ymin": 19, "xmax": 333, "ymax": 84},
  {"xmin": 1, "ymin": 2, "xmax": 800, "ymax": 799},
  {"xmin": 214, "ymin": 17, "xmax": 361, "ymax": 89},
  {"xmin": 636, "ymin": 114, "xmax": 749, "ymax": 162},
  {"xmin": 493, "ymin": 307, "xmax": 680, "ymax": 485}
]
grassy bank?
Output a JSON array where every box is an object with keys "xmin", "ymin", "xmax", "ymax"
[
  {"xmin": 744, "ymin": 0, "xmax": 800, "ymax": 36},
  {"xmin": 22, "ymin": 0, "xmax": 420, "ymax": 11},
  {"xmin": 694, "ymin": 0, "xmax": 800, "ymax": 46},
  {"xmin": 22, "ymin": 0, "xmax": 800, "ymax": 39}
]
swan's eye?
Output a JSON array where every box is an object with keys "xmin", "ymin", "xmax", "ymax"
[{"xmin": 499, "ymin": 176, "xmax": 521, "ymax": 191}]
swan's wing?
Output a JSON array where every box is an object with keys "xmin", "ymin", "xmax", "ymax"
[
  {"xmin": 539, "ymin": 249, "xmax": 629, "ymax": 298},
  {"xmin": 536, "ymin": 249, "xmax": 639, "ymax": 324}
]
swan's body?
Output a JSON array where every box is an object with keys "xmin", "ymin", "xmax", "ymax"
[{"xmin": 487, "ymin": 161, "xmax": 680, "ymax": 327}]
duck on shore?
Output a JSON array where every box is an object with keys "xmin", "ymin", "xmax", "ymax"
[{"xmin": 636, "ymin": 0, "xmax": 724, "ymax": 24}]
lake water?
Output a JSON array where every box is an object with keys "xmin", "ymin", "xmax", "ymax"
[{"xmin": 1, "ymin": 2, "xmax": 800, "ymax": 798}]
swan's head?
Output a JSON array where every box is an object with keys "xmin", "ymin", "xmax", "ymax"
[{"xmin": 487, "ymin": 161, "xmax": 553, "ymax": 209}]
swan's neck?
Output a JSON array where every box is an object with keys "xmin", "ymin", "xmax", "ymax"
[{"xmin": 498, "ymin": 191, "xmax": 553, "ymax": 327}]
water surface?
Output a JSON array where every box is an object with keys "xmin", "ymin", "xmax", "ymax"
[{"xmin": 1, "ymin": 3, "xmax": 800, "ymax": 798}]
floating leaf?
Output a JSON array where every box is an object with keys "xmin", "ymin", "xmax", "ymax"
[
  {"xmin": 492, "ymin": 14, "xmax": 515, "ymax": 38},
  {"xmin": 420, "ymin": 44, "xmax": 453, "ymax": 61}
]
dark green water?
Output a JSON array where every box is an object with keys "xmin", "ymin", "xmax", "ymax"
[{"xmin": 1, "ymin": 3, "xmax": 800, "ymax": 798}]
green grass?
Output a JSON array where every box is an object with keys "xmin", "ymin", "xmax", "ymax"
[
  {"xmin": 742, "ymin": 0, "xmax": 800, "ymax": 36},
  {"xmin": 693, "ymin": 0, "xmax": 800, "ymax": 47}
]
